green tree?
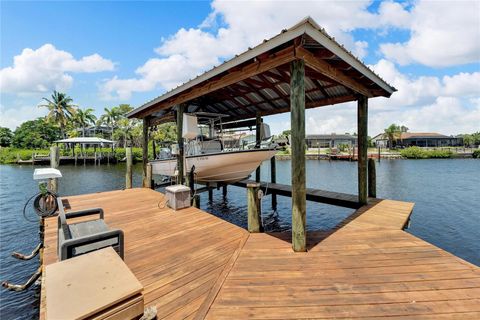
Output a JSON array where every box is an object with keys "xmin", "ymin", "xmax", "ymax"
[
  {"xmin": 384, "ymin": 124, "xmax": 402, "ymax": 148},
  {"xmin": 39, "ymin": 91, "xmax": 77, "ymax": 139},
  {"xmin": 99, "ymin": 107, "xmax": 122, "ymax": 139},
  {"xmin": 0, "ymin": 127, "xmax": 13, "ymax": 147},
  {"xmin": 12, "ymin": 118, "xmax": 60, "ymax": 148},
  {"xmin": 113, "ymin": 117, "xmax": 141, "ymax": 147},
  {"xmin": 152, "ymin": 122, "xmax": 177, "ymax": 143},
  {"xmin": 73, "ymin": 108, "xmax": 97, "ymax": 137},
  {"xmin": 281, "ymin": 129, "xmax": 291, "ymax": 137}
]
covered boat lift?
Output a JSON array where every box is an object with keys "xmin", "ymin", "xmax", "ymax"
[
  {"xmin": 53, "ymin": 137, "xmax": 116, "ymax": 165},
  {"xmin": 127, "ymin": 17, "xmax": 396, "ymax": 252}
]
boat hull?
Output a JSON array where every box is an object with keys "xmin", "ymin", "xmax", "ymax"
[{"xmin": 150, "ymin": 149, "xmax": 277, "ymax": 183}]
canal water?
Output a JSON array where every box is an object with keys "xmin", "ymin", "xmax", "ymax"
[{"xmin": 1, "ymin": 159, "xmax": 479, "ymax": 319}]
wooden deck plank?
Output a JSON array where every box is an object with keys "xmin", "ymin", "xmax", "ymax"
[
  {"xmin": 40, "ymin": 188, "xmax": 480, "ymax": 320},
  {"xmin": 40, "ymin": 188, "xmax": 248, "ymax": 320},
  {"xmin": 207, "ymin": 198, "xmax": 480, "ymax": 319}
]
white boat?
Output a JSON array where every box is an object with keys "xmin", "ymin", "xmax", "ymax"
[
  {"xmin": 151, "ymin": 149, "xmax": 277, "ymax": 183},
  {"xmin": 150, "ymin": 112, "xmax": 277, "ymax": 183}
]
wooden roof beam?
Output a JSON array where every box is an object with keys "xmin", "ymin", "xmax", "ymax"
[
  {"xmin": 295, "ymin": 47, "xmax": 374, "ymax": 97},
  {"xmin": 134, "ymin": 45, "xmax": 297, "ymax": 118},
  {"xmin": 257, "ymin": 95, "xmax": 358, "ymax": 117}
]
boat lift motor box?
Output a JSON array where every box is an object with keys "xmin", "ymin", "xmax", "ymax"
[
  {"xmin": 183, "ymin": 114, "xmax": 199, "ymax": 140},
  {"xmin": 165, "ymin": 185, "xmax": 191, "ymax": 210}
]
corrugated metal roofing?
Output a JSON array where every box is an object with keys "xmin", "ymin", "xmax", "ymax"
[{"xmin": 129, "ymin": 17, "xmax": 396, "ymax": 124}]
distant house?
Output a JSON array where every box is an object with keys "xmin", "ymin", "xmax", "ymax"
[
  {"xmin": 306, "ymin": 134, "xmax": 357, "ymax": 148},
  {"xmin": 372, "ymin": 132, "xmax": 463, "ymax": 148},
  {"xmin": 76, "ymin": 126, "xmax": 112, "ymax": 138}
]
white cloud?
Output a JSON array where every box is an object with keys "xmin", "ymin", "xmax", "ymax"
[
  {"xmin": 0, "ymin": 44, "xmax": 114, "ymax": 94},
  {"xmin": 101, "ymin": 0, "xmax": 413, "ymax": 100},
  {"xmin": 295, "ymin": 61, "xmax": 480, "ymax": 136},
  {"xmin": 380, "ymin": 0, "xmax": 480, "ymax": 66},
  {"xmin": 0, "ymin": 103, "xmax": 47, "ymax": 130},
  {"xmin": 98, "ymin": 0, "xmax": 479, "ymax": 135}
]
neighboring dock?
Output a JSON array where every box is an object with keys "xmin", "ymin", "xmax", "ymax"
[{"xmin": 40, "ymin": 188, "xmax": 480, "ymax": 319}]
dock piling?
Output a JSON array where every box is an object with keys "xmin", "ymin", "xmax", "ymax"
[
  {"xmin": 222, "ymin": 185, "xmax": 227, "ymax": 198},
  {"xmin": 368, "ymin": 158, "xmax": 376, "ymax": 198},
  {"xmin": 142, "ymin": 117, "xmax": 150, "ymax": 187},
  {"xmin": 126, "ymin": 147, "xmax": 133, "ymax": 189},
  {"xmin": 255, "ymin": 113, "xmax": 262, "ymax": 182},
  {"xmin": 270, "ymin": 156, "xmax": 277, "ymax": 210},
  {"xmin": 357, "ymin": 95, "xmax": 368, "ymax": 205},
  {"xmin": 290, "ymin": 59, "xmax": 307, "ymax": 252},
  {"xmin": 146, "ymin": 163, "xmax": 153, "ymax": 189},
  {"xmin": 49, "ymin": 146, "xmax": 59, "ymax": 193},
  {"xmin": 247, "ymin": 182, "xmax": 262, "ymax": 233}
]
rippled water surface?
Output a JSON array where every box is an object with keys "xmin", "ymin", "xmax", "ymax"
[{"xmin": 1, "ymin": 159, "xmax": 479, "ymax": 319}]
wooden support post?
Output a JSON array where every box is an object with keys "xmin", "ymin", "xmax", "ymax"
[
  {"xmin": 145, "ymin": 163, "xmax": 153, "ymax": 189},
  {"xmin": 176, "ymin": 104, "xmax": 185, "ymax": 185},
  {"xmin": 378, "ymin": 145, "xmax": 381, "ymax": 162},
  {"xmin": 126, "ymin": 147, "xmax": 133, "ymax": 189},
  {"xmin": 368, "ymin": 158, "xmax": 376, "ymax": 198},
  {"xmin": 222, "ymin": 185, "xmax": 227, "ymax": 198},
  {"xmin": 152, "ymin": 139, "xmax": 157, "ymax": 160},
  {"xmin": 357, "ymin": 95, "xmax": 368, "ymax": 205},
  {"xmin": 142, "ymin": 117, "xmax": 149, "ymax": 187},
  {"xmin": 193, "ymin": 195, "xmax": 200, "ymax": 208},
  {"xmin": 247, "ymin": 182, "xmax": 262, "ymax": 233},
  {"xmin": 255, "ymin": 113, "xmax": 262, "ymax": 182},
  {"xmin": 208, "ymin": 188, "xmax": 213, "ymax": 202},
  {"xmin": 270, "ymin": 156, "xmax": 277, "ymax": 210},
  {"xmin": 290, "ymin": 59, "xmax": 307, "ymax": 252},
  {"xmin": 49, "ymin": 146, "xmax": 59, "ymax": 193}
]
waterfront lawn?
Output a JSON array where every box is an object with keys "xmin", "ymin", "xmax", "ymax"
[
  {"xmin": 400, "ymin": 146, "xmax": 453, "ymax": 159},
  {"xmin": 0, "ymin": 147, "xmax": 147, "ymax": 164}
]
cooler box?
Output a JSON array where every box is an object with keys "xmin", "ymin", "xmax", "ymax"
[{"xmin": 165, "ymin": 185, "xmax": 191, "ymax": 210}]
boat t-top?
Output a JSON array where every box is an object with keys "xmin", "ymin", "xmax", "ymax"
[{"xmin": 151, "ymin": 112, "xmax": 277, "ymax": 183}]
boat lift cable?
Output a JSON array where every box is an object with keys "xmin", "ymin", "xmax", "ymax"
[{"xmin": 22, "ymin": 191, "xmax": 59, "ymax": 223}]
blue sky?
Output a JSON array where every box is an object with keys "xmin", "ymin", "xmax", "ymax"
[{"xmin": 1, "ymin": 0, "xmax": 479, "ymax": 135}]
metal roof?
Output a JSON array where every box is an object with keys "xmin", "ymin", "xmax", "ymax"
[
  {"xmin": 54, "ymin": 137, "xmax": 115, "ymax": 144},
  {"xmin": 128, "ymin": 17, "xmax": 396, "ymax": 124}
]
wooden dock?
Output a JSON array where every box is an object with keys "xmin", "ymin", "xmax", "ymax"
[
  {"xmin": 234, "ymin": 179, "xmax": 361, "ymax": 208},
  {"xmin": 40, "ymin": 188, "xmax": 480, "ymax": 319}
]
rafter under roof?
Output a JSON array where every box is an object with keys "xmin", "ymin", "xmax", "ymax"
[{"xmin": 127, "ymin": 17, "xmax": 396, "ymax": 125}]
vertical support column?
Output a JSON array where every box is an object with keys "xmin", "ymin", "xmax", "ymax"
[
  {"xmin": 247, "ymin": 182, "xmax": 262, "ymax": 233},
  {"xmin": 255, "ymin": 113, "xmax": 262, "ymax": 182},
  {"xmin": 222, "ymin": 185, "xmax": 227, "ymax": 198},
  {"xmin": 290, "ymin": 59, "xmax": 306, "ymax": 252},
  {"xmin": 208, "ymin": 188, "xmax": 213, "ymax": 202},
  {"xmin": 146, "ymin": 163, "xmax": 153, "ymax": 189},
  {"xmin": 368, "ymin": 158, "xmax": 376, "ymax": 198},
  {"xmin": 378, "ymin": 145, "xmax": 381, "ymax": 162},
  {"xmin": 152, "ymin": 139, "xmax": 157, "ymax": 160},
  {"xmin": 49, "ymin": 146, "xmax": 59, "ymax": 193},
  {"xmin": 142, "ymin": 117, "xmax": 149, "ymax": 187},
  {"xmin": 176, "ymin": 104, "xmax": 185, "ymax": 185},
  {"xmin": 270, "ymin": 156, "xmax": 277, "ymax": 210},
  {"xmin": 126, "ymin": 147, "xmax": 132, "ymax": 189},
  {"xmin": 357, "ymin": 95, "xmax": 368, "ymax": 205}
]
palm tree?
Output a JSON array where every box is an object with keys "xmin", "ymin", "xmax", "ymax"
[
  {"xmin": 384, "ymin": 124, "xmax": 402, "ymax": 149},
  {"xmin": 100, "ymin": 107, "xmax": 122, "ymax": 139},
  {"xmin": 39, "ymin": 91, "xmax": 77, "ymax": 138},
  {"xmin": 74, "ymin": 108, "xmax": 97, "ymax": 137}
]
